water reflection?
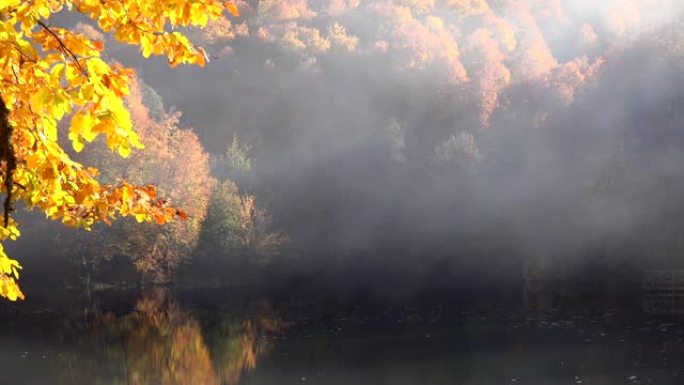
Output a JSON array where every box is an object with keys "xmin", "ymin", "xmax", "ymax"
[
  {"xmin": 4, "ymin": 290, "xmax": 684, "ymax": 385},
  {"xmin": 208, "ymin": 303, "xmax": 284, "ymax": 384},
  {"xmin": 55, "ymin": 290, "xmax": 284, "ymax": 385}
]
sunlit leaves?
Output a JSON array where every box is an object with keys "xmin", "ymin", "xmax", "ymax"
[
  {"xmin": 0, "ymin": 0, "xmax": 239, "ymax": 300},
  {"xmin": 72, "ymin": 0, "xmax": 233, "ymax": 67},
  {"xmin": 0, "ymin": 241, "xmax": 23, "ymax": 301}
]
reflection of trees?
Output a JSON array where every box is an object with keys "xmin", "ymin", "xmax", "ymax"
[
  {"xmin": 209, "ymin": 303, "xmax": 284, "ymax": 385},
  {"xmin": 59, "ymin": 290, "xmax": 283, "ymax": 385},
  {"xmin": 118, "ymin": 290, "xmax": 218, "ymax": 385}
]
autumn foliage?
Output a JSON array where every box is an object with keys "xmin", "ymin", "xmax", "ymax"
[
  {"xmin": 194, "ymin": 0, "xmax": 661, "ymax": 131},
  {"xmin": 72, "ymin": 77, "xmax": 213, "ymax": 283},
  {"xmin": 0, "ymin": 0, "xmax": 238, "ymax": 300},
  {"xmin": 201, "ymin": 180, "xmax": 285, "ymax": 261}
]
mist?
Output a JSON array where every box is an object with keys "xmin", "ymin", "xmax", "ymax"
[
  {"xmin": 10, "ymin": 0, "xmax": 684, "ymax": 303},
  {"xmin": 10, "ymin": 2, "xmax": 684, "ymax": 384}
]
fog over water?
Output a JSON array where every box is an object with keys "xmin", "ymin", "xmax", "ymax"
[{"xmin": 8, "ymin": 2, "xmax": 684, "ymax": 385}]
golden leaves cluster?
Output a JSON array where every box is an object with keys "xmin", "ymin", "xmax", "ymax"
[{"xmin": 0, "ymin": 0, "xmax": 239, "ymax": 300}]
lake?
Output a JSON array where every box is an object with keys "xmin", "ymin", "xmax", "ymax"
[{"xmin": 1, "ymin": 287, "xmax": 683, "ymax": 385}]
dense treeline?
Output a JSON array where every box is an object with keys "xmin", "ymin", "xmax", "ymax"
[{"xmin": 9, "ymin": 1, "xmax": 684, "ymax": 301}]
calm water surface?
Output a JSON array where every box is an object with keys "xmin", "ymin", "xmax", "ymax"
[{"xmin": 1, "ymin": 289, "xmax": 683, "ymax": 385}]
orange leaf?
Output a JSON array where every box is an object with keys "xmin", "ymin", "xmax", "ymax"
[
  {"xmin": 225, "ymin": 2, "xmax": 239, "ymax": 17},
  {"xmin": 154, "ymin": 214, "xmax": 165, "ymax": 225},
  {"xmin": 176, "ymin": 210, "xmax": 189, "ymax": 221}
]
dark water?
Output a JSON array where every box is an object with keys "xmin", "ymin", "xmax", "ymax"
[{"xmin": 1, "ymin": 288, "xmax": 684, "ymax": 385}]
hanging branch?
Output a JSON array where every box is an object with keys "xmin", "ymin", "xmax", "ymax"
[{"xmin": 0, "ymin": 97, "xmax": 16, "ymax": 227}]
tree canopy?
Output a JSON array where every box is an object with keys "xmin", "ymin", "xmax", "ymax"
[
  {"xmin": 0, "ymin": 0, "xmax": 239, "ymax": 300},
  {"xmin": 69, "ymin": 77, "xmax": 214, "ymax": 284}
]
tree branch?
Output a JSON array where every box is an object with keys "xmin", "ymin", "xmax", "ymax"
[
  {"xmin": 37, "ymin": 20, "xmax": 89, "ymax": 77},
  {"xmin": 0, "ymin": 96, "xmax": 16, "ymax": 228}
]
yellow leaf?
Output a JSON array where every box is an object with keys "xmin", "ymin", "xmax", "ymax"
[
  {"xmin": 118, "ymin": 142, "xmax": 131, "ymax": 157},
  {"xmin": 140, "ymin": 34, "xmax": 153, "ymax": 58},
  {"xmin": 0, "ymin": 0, "xmax": 21, "ymax": 11},
  {"xmin": 50, "ymin": 63, "xmax": 65, "ymax": 81},
  {"xmin": 73, "ymin": 138, "xmax": 84, "ymax": 152},
  {"xmin": 30, "ymin": 89, "xmax": 48, "ymax": 112},
  {"xmin": 43, "ymin": 119, "xmax": 58, "ymax": 141},
  {"xmin": 190, "ymin": 3, "xmax": 209, "ymax": 26}
]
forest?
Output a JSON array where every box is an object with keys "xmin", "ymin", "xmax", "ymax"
[
  {"xmin": 5, "ymin": 0, "xmax": 683, "ymax": 303},
  {"xmin": 3, "ymin": 1, "xmax": 684, "ymax": 384}
]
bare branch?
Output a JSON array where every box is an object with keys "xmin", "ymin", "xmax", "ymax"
[{"xmin": 37, "ymin": 20, "xmax": 89, "ymax": 77}]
